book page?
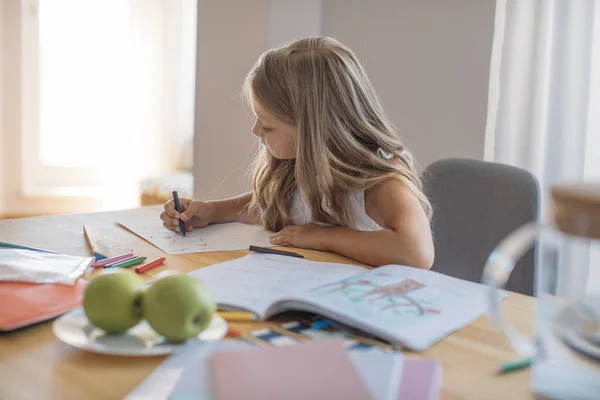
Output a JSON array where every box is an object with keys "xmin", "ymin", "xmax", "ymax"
[
  {"xmin": 119, "ymin": 212, "xmax": 273, "ymax": 254},
  {"xmin": 283, "ymin": 265, "xmax": 505, "ymax": 351},
  {"xmin": 188, "ymin": 254, "xmax": 366, "ymax": 317}
]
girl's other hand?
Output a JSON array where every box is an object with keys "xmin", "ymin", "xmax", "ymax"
[{"xmin": 269, "ymin": 223, "xmax": 329, "ymax": 251}]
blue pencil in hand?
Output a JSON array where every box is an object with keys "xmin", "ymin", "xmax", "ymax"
[{"xmin": 172, "ymin": 191, "xmax": 186, "ymax": 237}]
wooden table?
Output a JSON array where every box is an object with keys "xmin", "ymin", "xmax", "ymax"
[{"xmin": 0, "ymin": 207, "xmax": 535, "ymax": 399}]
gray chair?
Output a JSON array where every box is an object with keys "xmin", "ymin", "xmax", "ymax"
[{"xmin": 422, "ymin": 158, "xmax": 540, "ymax": 295}]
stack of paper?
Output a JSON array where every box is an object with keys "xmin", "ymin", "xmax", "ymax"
[
  {"xmin": 126, "ymin": 339, "xmax": 443, "ymax": 400},
  {"xmin": 0, "ymin": 249, "xmax": 92, "ymax": 285}
]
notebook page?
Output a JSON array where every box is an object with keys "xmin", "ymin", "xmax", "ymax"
[
  {"xmin": 188, "ymin": 254, "xmax": 366, "ymax": 317},
  {"xmin": 118, "ymin": 208, "xmax": 274, "ymax": 254},
  {"xmin": 282, "ymin": 264, "xmax": 505, "ymax": 350}
]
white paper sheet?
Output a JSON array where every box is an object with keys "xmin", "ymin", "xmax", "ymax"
[
  {"xmin": 188, "ymin": 254, "xmax": 366, "ymax": 317},
  {"xmin": 119, "ymin": 216, "xmax": 274, "ymax": 254},
  {"xmin": 0, "ymin": 249, "xmax": 92, "ymax": 285}
]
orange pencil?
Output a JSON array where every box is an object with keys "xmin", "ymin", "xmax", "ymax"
[
  {"xmin": 134, "ymin": 257, "xmax": 166, "ymax": 274},
  {"xmin": 226, "ymin": 325, "xmax": 243, "ymax": 338}
]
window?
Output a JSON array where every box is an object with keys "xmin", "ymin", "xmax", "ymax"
[{"xmin": 18, "ymin": 0, "xmax": 197, "ymax": 209}]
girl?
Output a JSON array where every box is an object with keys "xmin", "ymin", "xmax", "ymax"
[{"xmin": 161, "ymin": 37, "xmax": 434, "ymax": 269}]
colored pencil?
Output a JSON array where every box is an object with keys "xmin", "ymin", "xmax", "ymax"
[
  {"xmin": 498, "ymin": 358, "xmax": 533, "ymax": 374},
  {"xmin": 134, "ymin": 257, "xmax": 166, "ymax": 274},
  {"xmin": 114, "ymin": 256, "xmax": 147, "ymax": 269},
  {"xmin": 217, "ymin": 311, "xmax": 257, "ymax": 322},
  {"xmin": 91, "ymin": 253, "xmax": 133, "ymax": 268}
]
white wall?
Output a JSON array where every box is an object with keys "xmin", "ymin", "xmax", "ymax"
[
  {"xmin": 269, "ymin": 0, "xmax": 322, "ymax": 48},
  {"xmin": 193, "ymin": 0, "xmax": 496, "ymax": 199},
  {"xmin": 322, "ymin": 0, "xmax": 496, "ymax": 169},
  {"xmin": 193, "ymin": 0, "xmax": 270, "ymax": 200},
  {"xmin": 193, "ymin": 0, "xmax": 321, "ymax": 200}
]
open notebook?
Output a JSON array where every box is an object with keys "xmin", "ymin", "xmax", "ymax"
[{"xmin": 190, "ymin": 254, "xmax": 502, "ymax": 351}]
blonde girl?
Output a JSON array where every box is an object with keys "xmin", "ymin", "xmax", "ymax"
[{"xmin": 161, "ymin": 37, "xmax": 434, "ymax": 269}]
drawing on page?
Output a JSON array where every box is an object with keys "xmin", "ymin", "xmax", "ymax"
[
  {"xmin": 361, "ymin": 279, "xmax": 433, "ymax": 316},
  {"xmin": 320, "ymin": 279, "xmax": 378, "ymax": 294},
  {"xmin": 314, "ymin": 277, "xmax": 441, "ymax": 318}
]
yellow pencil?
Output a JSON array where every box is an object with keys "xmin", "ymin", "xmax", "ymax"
[{"xmin": 217, "ymin": 311, "xmax": 257, "ymax": 322}]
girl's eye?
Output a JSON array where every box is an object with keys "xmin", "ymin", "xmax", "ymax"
[{"xmin": 262, "ymin": 127, "xmax": 273, "ymax": 133}]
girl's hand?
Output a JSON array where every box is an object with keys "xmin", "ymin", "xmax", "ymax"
[
  {"xmin": 160, "ymin": 198, "xmax": 216, "ymax": 233},
  {"xmin": 269, "ymin": 223, "xmax": 329, "ymax": 251}
]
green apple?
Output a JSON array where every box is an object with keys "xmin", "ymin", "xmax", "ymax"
[
  {"xmin": 83, "ymin": 269, "xmax": 146, "ymax": 333},
  {"xmin": 142, "ymin": 274, "xmax": 216, "ymax": 342}
]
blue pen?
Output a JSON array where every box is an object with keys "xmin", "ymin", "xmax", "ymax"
[{"xmin": 172, "ymin": 191, "xmax": 186, "ymax": 237}]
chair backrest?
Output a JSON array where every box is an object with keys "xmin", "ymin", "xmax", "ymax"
[{"xmin": 422, "ymin": 158, "xmax": 540, "ymax": 295}]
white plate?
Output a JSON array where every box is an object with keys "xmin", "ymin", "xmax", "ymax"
[
  {"xmin": 559, "ymin": 327, "xmax": 600, "ymax": 360},
  {"xmin": 53, "ymin": 307, "xmax": 227, "ymax": 356},
  {"xmin": 553, "ymin": 302, "xmax": 600, "ymax": 360}
]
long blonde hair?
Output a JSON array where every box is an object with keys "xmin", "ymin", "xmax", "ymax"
[{"xmin": 243, "ymin": 37, "xmax": 432, "ymax": 231}]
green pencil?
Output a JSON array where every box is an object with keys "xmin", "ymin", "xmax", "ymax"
[
  {"xmin": 114, "ymin": 256, "xmax": 147, "ymax": 269},
  {"xmin": 498, "ymin": 358, "xmax": 533, "ymax": 374}
]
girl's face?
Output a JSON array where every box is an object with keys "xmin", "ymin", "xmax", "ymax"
[{"xmin": 251, "ymin": 101, "xmax": 296, "ymax": 159}]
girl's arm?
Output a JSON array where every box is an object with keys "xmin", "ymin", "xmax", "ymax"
[
  {"xmin": 205, "ymin": 192, "xmax": 255, "ymax": 224},
  {"xmin": 269, "ymin": 180, "xmax": 434, "ymax": 269}
]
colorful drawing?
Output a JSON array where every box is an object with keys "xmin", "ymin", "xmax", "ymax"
[
  {"xmin": 361, "ymin": 279, "xmax": 439, "ymax": 315},
  {"xmin": 362, "ymin": 279, "xmax": 425, "ymax": 300},
  {"xmin": 318, "ymin": 277, "xmax": 440, "ymax": 317},
  {"xmin": 319, "ymin": 278, "xmax": 378, "ymax": 294}
]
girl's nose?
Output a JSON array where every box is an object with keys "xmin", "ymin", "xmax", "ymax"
[{"xmin": 251, "ymin": 121, "xmax": 262, "ymax": 138}]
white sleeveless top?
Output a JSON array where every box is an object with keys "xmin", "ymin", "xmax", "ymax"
[
  {"xmin": 289, "ymin": 148, "xmax": 408, "ymax": 231},
  {"xmin": 289, "ymin": 189, "xmax": 383, "ymax": 231}
]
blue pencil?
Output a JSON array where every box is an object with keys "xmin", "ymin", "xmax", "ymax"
[
  {"xmin": 0, "ymin": 241, "xmax": 57, "ymax": 254},
  {"xmin": 172, "ymin": 191, "xmax": 186, "ymax": 237}
]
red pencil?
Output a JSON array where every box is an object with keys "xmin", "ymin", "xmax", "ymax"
[{"xmin": 134, "ymin": 257, "xmax": 166, "ymax": 274}]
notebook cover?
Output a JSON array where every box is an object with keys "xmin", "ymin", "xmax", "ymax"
[
  {"xmin": 397, "ymin": 358, "xmax": 443, "ymax": 400},
  {"xmin": 0, "ymin": 279, "xmax": 87, "ymax": 331},
  {"xmin": 211, "ymin": 340, "xmax": 372, "ymax": 400}
]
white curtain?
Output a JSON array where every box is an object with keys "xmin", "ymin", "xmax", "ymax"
[{"xmin": 485, "ymin": 0, "xmax": 600, "ymax": 296}]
